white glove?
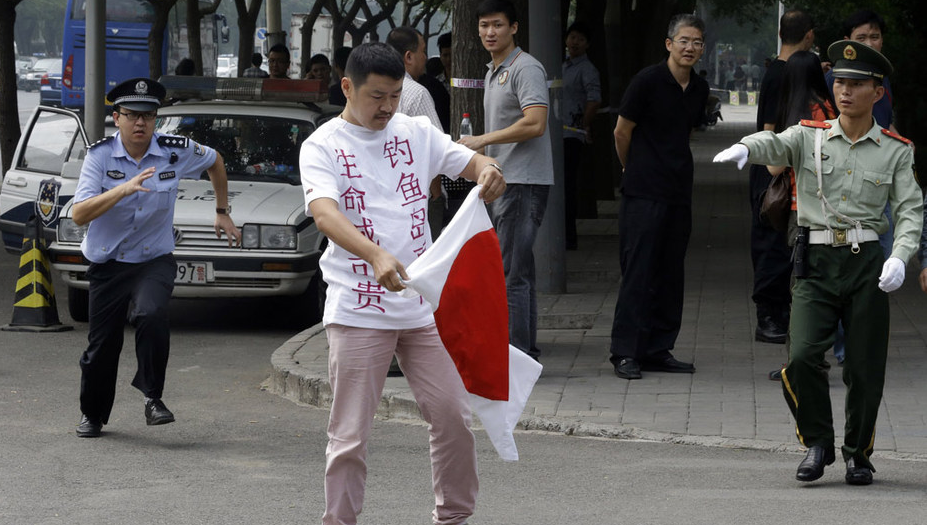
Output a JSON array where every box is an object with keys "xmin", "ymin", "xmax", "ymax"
[
  {"xmin": 878, "ymin": 257, "xmax": 906, "ymax": 292},
  {"xmin": 712, "ymin": 144, "xmax": 750, "ymax": 170}
]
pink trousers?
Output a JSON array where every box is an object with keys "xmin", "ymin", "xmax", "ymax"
[{"xmin": 322, "ymin": 323, "xmax": 478, "ymax": 525}]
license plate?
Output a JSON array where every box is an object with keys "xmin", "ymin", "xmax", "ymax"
[{"xmin": 175, "ymin": 261, "xmax": 211, "ymax": 284}]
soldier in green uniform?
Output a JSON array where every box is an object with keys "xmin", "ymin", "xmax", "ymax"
[{"xmin": 713, "ymin": 40, "xmax": 922, "ymax": 485}]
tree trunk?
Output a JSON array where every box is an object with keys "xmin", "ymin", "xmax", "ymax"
[
  {"xmin": 299, "ymin": 1, "xmax": 327, "ymax": 77},
  {"xmin": 0, "ymin": 0, "xmax": 22, "ymax": 175},
  {"xmin": 605, "ymin": 0, "xmax": 694, "ymax": 105},
  {"xmin": 186, "ymin": 0, "xmax": 203, "ymax": 74},
  {"xmin": 149, "ymin": 1, "xmax": 178, "ymax": 79},
  {"xmin": 450, "ymin": 0, "xmax": 487, "ymax": 138},
  {"xmin": 234, "ymin": 0, "xmax": 264, "ymax": 76}
]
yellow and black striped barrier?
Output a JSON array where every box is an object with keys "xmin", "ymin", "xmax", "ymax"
[{"xmin": 1, "ymin": 216, "xmax": 73, "ymax": 332}]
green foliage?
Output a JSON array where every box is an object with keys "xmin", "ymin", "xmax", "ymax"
[{"xmin": 15, "ymin": 0, "xmax": 65, "ymax": 56}]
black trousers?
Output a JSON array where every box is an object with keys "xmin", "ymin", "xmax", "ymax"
[
  {"xmin": 749, "ymin": 164, "xmax": 792, "ymax": 321},
  {"xmin": 79, "ymin": 254, "xmax": 175, "ymax": 423},
  {"xmin": 563, "ymin": 138, "xmax": 582, "ymax": 249},
  {"xmin": 610, "ymin": 196, "xmax": 691, "ymax": 364}
]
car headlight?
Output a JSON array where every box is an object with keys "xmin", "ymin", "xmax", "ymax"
[
  {"xmin": 241, "ymin": 224, "xmax": 296, "ymax": 249},
  {"xmin": 58, "ymin": 218, "xmax": 87, "ymax": 243}
]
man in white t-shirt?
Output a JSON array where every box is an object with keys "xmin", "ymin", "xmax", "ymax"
[{"xmin": 299, "ymin": 42, "xmax": 505, "ymax": 525}]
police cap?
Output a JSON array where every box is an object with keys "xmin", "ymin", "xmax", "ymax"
[
  {"xmin": 827, "ymin": 40, "xmax": 893, "ymax": 81},
  {"xmin": 106, "ymin": 78, "xmax": 166, "ymax": 111}
]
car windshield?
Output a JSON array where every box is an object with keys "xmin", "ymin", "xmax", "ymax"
[
  {"xmin": 32, "ymin": 59, "xmax": 58, "ymax": 72},
  {"xmin": 156, "ymin": 114, "xmax": 314, "ymax": 185}
]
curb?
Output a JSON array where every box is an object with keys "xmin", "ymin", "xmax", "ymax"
[{"xmin": 265, "ymin": 327, "xmax": 926, "ymax": 463}]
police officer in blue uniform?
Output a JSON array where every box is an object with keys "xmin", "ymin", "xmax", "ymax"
[{"xmin": 74, "ymin": 78, "xmax": 241, "ymax": 437}]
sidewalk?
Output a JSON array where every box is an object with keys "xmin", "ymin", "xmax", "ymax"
[{"xmin": 267, "ymin": 116, "xmax": 927, "ymax": 460}]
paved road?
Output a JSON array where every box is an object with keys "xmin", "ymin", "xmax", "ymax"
[{"xmin": 0, "ymin": 300, "xmax": 924, "ymax": 524}]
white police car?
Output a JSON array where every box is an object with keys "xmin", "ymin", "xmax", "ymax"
[{"xmin": 1, "ymin": 76, "xmax": 335, "ymax": 325}]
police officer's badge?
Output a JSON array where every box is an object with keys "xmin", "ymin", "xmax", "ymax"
[
  {"xmin": 135, "ymin": 80, "xmax": 148, "ymax": 94},
  {"xmin": 498, "ymin": 70, "xmax": 510, "ymax": 86},
  {"xmin": 843, "ymin": 45, "xmax": 857, "ymax": 60},
  {"xmin": 35, "ymin": 178, "xmax": 62, "ymax": 226}
]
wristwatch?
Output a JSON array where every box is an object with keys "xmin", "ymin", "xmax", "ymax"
[
  {"xmin": 216, "ymin": 205, "xmax": 231, "ymax": 215},
  {"xmin": 487, "ymin": 162, "xmax": 503, "ymax": 175}
]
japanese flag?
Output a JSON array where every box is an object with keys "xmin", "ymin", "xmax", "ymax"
[{"xmin": 400, "ymin": 186, "xmax": 542, "ymax": 461}]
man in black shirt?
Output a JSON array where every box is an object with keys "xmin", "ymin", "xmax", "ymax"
[
  {"xmin": 328, "ymin": 46, "xmax": 351, "ymax": 106},
  {"xmin": 750, "ymin": 10, "xmax": 814, "ymax": 347},
  {"xmin": 610, "ymin": 14, "xmax": 709, "ymax": 379}
]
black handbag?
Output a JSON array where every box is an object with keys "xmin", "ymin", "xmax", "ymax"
[{"xmin": 760, "ymin": 169, "xmax": 792, "ymax": 232}]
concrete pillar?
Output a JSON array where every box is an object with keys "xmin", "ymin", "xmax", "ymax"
[
  {"xmin": 85, "ymin": 0, "xmax": 106, "ymax": 141},
  {"xmin": 530, "ymin": 0, "xmax": 566, "ymax": 294}
]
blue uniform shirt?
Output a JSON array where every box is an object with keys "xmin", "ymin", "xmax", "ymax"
[{"xmin": 74, "ymin": 131, "xmax": 217, "ymax": 264}]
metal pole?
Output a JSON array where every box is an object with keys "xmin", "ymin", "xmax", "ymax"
[
  {"xmin": 530, "ymin": 0, "xmax": 565, "ymax": 294},
  {"xmin": 266, "ymin": 0, "xmax": 286, "ymax": 50},
  {"xmin": 85, "ymin": 0, "xmax": 105, "ymax": 142},
  {"xmin": 777, "ymin": 1, "xmax": 785, "ymax": 56}
]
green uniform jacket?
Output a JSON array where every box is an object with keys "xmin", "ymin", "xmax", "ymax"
[{"xmin": 741, "ymin": 118, "xmax": 922, "ymax": 262}]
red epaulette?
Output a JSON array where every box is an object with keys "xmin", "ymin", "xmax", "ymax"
[
  {"xmin": 799, "ymin": 119, "xmax": 831, "ymax": 129},
  {"xmin": 881, "ymin": 128, "xmax": 912, "ymax": 145}
]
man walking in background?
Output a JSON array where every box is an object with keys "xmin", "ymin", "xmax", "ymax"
[{"xmin": 750, "ymin": 10, "xmax": 814, "ymax": 349}]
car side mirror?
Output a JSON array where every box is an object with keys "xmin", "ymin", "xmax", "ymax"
[{"xmin": 61, "ymin": 160, "xmax": 83, "ymax": 179}]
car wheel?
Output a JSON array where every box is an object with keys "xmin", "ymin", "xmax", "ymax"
[
  {"xmin": 67, "ymin": 286, "xmax": 89, "ymax": 322},
  {"xmin": 289, "ymin": 271, "xmax": 325, "ymax": 328}
]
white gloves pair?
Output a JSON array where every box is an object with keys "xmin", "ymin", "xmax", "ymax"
[
  {"xmin": 879, "ymin": 257, "xmax": 906, "ymax": 292},
  {"xmin": 712, "ymin": 144, "xmax": 750, "ymax": 170}
]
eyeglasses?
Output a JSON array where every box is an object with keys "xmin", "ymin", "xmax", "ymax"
[
  {"xmin": 673, "ymin": 39, "xmax": 705, "ymax": 50},
  {"xmin": 118, "ymin": 110, "xmax": 158, "ymax": 122}
]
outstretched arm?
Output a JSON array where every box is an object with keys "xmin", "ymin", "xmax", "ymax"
[{"xmin": 72, "ymin": 167, "xmax": 155, "ymax": 226}]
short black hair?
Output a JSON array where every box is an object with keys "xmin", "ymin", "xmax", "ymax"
[
  {"xmin": 666, "ymin": 13, "xmax": 705, "ymax": 39},
  {"xmin": 437, "ymin": 32, "xmax": 452, "ymax": 51},
  {"xmin": 345, "ymin": 42, "xmax": 405, "ymax": 87},
  {"xmin": 842, "ymin": 9, "xmax": 886, "ymax": 37},
  {"xmin": 333, "ymin": 46, "xmax": 352, "ymax": 71},
  {"xmin": 476, "ymin": 0, "xmax": 518, "ymax": 26},
  {"xmin": 174, "ymin": 58, "xmax": 195, "ymax": 76},
  {"xmin": 309, "ymin": 53, "xmax": 330, "ymax": 66},
  {"xmin": 566, "ymin": 21, "xmax": 592, "ymax": 41},
  {"xmin": 426, "ymin": 56, "xmax": 444, "ymax": 77},
  {"xmin": 386, "ymin": 26, "xmax": 422, "ymax": 58},
  {"xmin": 779, "ymin": 9, "xmax": 813, "ymax": 46},
  {"xmin": 250, "ymin": 52, "xmax": 263, "ymax": 67},
  {"xmin": 268, "ymin": 43, "xmax": 290, "ymax": 60}
]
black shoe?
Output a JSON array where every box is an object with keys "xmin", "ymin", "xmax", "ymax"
[
  {"xmin": 796, "ymin": 445, "xmax": 835, "ymax": 482},
  {"xmin": 845, "ymin": 458, "xmax": 873, "ymax": 485},
  {"xmin": 640, "ymin": 355, "xmax": 695, "ymax": 373},
  {"xmin": 755, "ymin": 316, "xmax": 787, "ymax": 344},
  {"xmin": 76, "ymin": 414, "xmax": 102, "ymax": 438},
  {"xmin": 613, "ymin": 357, "xmax": 641, "ymax": 380},
  {"xmin": 145, "ymin": 399, "xmax": 175, "ymax": 426}
]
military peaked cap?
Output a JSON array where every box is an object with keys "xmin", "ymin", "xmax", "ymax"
[{"xmin": 827, "ymin": 40, "xmax": 893, "ymax": 81}]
